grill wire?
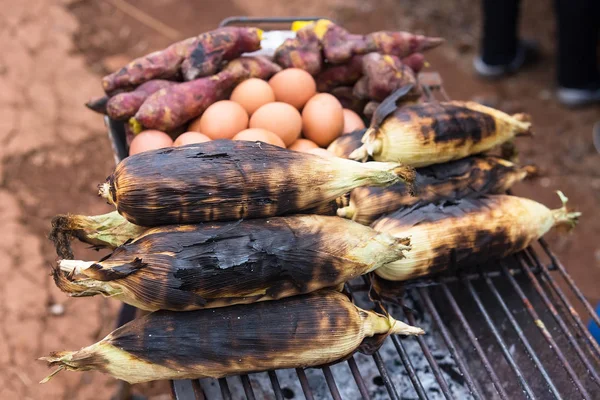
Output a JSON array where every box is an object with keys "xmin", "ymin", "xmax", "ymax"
[{"xmin": 105, "ymin": 75, "xmax": 600, "ymax": 400}]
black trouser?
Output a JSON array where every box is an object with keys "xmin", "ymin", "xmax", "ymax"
[{"xmin": 481, "ymin": 0, "xmax": 600, "ymax": 89}]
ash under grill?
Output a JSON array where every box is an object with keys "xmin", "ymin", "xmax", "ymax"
[{"xmin": 104, "ymin": 62, "xmax": 600, "ymax": 400}]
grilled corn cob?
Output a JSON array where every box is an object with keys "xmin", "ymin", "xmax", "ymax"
[
  {"xmin": 53, "ymin": 215, "xmax": 411, "ymax": 311},
  {"xmin": 338, "ymin": 156, "xmax": 536, "ymax": 225},
  {"xmin": 99, "ymin": 140, "xmax": 415, "ymax": 226},
  {"xmin": 372, "ymin": 192, "xmax": 580, "ymax": 281},
  {"xmin": 49, "ymin": 195, "xmax": 349, "ymax": 258},
  {"xmin": 40, "ymin": 290, "xmax": 424, "ymax": 384},
  {"xmin": 349, "ymin": 100, "xmax": 532, "ymax": 167}
]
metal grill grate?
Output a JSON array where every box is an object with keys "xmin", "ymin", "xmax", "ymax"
[
  {"xmin": 104, "ymin": 56, "xmax": 600, "ymax": 400},
  {"xmin": 157, "ymin": 245, "xmax": 600, "ymax": 400}
]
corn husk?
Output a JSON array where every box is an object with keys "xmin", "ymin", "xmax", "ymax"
[
  {"xmin": 350, "ymin": 100, "xmax": 532, "ymax": 167},
  {"xmin": 48, "ymin": 211, "xmax": 146, "ymax": 259},
  {"xmin": 49, "ymin": 195, "xmax": 349, "ymax": 257},
  {"xmin": 373, "ymin": 192, "xmax": 579, "ymax": 281},
  {"xmin": 338, "ymin": 156, "xmax": 536, "ymax": 225},
  {"xmin": 99, "ymin": 140, "xmax": 415, "ymax": 227},
  {"xmin": 40, "ymin": 290, "xmax": 423, "ymax": 384},
  {"xmin": 53, "ymin": 215, "xmax": 411, "ymax": 311}
]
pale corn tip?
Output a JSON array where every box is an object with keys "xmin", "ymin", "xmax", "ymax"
[
  {"xmin": 336, "ymin": 205, "xmax": 355, "ymax": 219},
  {"xmin": 39, "ymin": 366, "xmax": 64, "ymax": 384},
  {"xmin": 365, "ymin": 138, "xmax": 383, "ymax": 157},
  {"xmin": 390, "ymin": 318, "xmax": 425, "ymax": 336},
  {"xmin": 58, "ymin": 259, "xmax": 95, "ymax": 275},
  {"xmin": 556, "ymin": 190, "xmax": 569, "ymax": 206},
  {"xmin": 348, "ymin": 145, "xmax": 369, "ymax": 161},
  {"xmin": 98, "ymin": 182, "xmax": 115, "ymax": 205},
  {"xmin": 552, "ymin": 191, "xmax": 581, "ymax": 230}
]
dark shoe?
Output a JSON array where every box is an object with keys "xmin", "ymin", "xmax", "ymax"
[
  {"xmin": 473, "ymin": 40, "xmax": 540, "ymax": 79},
  {"xmin": 557, "ymin": 85, "xmax": 600, "ymax": 107}
]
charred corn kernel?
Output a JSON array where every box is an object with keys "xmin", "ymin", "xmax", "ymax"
[
  {"xmin": 40, "ymin": 290, "xmax": 423, "ymax": 384},
  {"xmin": 99, "ymin": 140, "xmax": 415, "ymax": 227},
  {"xmin": 372, "ymin": 192, "xmax": 580, "ymax": 281},
  {"xmin": 53, "ymin": 215, "xmax": 411, "ymax": 311},
  {"xmin": 327, "ymin": 129, "xmax": 366, "ymax": 158},
  {"xmin": 350, "ymin": 101, "xmax": 532, "ymax": 167},
  {"xmin": 337, "ymin": 156, "xmax": 536, "ymax": 225},
  {"xmin": 49, "ymin": 211, "xmax": 146, "ymax": 259},
  {"xmin": 49, "ymin": 196, "xmax": 349, "ymax": 257}
]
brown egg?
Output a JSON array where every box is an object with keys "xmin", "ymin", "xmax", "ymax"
[
  {"xmin": 191, "ymin": 100, "xmax": 248, "ymax": 140},
  {"xmin": 249, "ymin": 102, "xmax": 302, "ymax": 146},
  {"xmin": 308, "ymin": 148, "xmax": 335, "ymax": 158},
  {"xmin": 269, "ymin": 68, "xmax": 317, "ymax": 109},
  {"xmin": 129, "ymin": 130, "xmax": 173, "ymax": 155},
  {"xmin": 302, "ymin": 93, "xmax": 344, "ymax": 147},
  {"xmin": 230, "ymin": 78, "xmax": 275, "ymax": 115},
  {"xmin": 342, "ymin": 108, "xmax": 366, "ymax": 133},
  {"xmin": 288, "ymin": 138, "xmax": 319, "ymax": 152},
  {"xmin": 173, "ymin": 131, "xmax": 211, "ymax": 146},
  {"xmin": 233, "ymin": 128, "xmax": 286, "ymax": 148}
]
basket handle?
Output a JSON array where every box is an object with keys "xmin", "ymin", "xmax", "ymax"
[{"xmin": 218, "ymin": 16, "xmax": 333, "ymax": 28}]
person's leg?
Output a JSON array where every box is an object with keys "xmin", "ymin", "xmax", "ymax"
[
  {"xmin": 481, "ymin": 0, "xmax": 520, "ymax": 66},
  {"xmin": 555, "ymin": 0, "xmax": 600, "ymax": 106},
  {"xmin": 474, "ymin": 0, "xmax": 538, "ymax": 78}
]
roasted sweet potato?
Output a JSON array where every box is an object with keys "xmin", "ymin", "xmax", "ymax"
[
  {"xmin": 353, "ymin": 53, "xmax": 420, "ymax": 102},
  {"xmin": 106, "ymin": 80, "xmax": 176, "ymax": 121},
  {"xmin": 180, "ymin": 27, "xmax": 263, "ymax": 81},
  {"xmin": 102, "ymin": 27, "xmax": 262, "ymax": 94},
  {"xmin": 132, "ymin": 57, "xmax": 281, "ymax": 132},
  {"xmin": 274, "ymin": 28, "xmax": 323, "ymax": 75},
  {"xmin": 309, "ymin": 20, "xmax": 443, "ymax": 64},
  {"xmin": 102, "ymin": 37, "xmax": 196, "ymax": 95},
  {"xmin": 365, "ymin": 31, "xmax": 444, "ymax": 59},
  {"xmin": 319, "ymin": 22, "xmax": 367, "ymax": 64},
  {"xmin": 401, "ymin": 53, "xmax": 426, "ymax": 73},
  {"xmin": 316, "ymin": 55, "xmax": 363, "ymax": 92}
]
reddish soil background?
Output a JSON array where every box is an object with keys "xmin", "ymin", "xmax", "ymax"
[{"xmin": 0, "ymin": 0, "xmax": 598, "ymax": 399}]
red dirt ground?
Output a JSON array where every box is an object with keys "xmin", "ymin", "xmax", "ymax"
[{"xmin": 0, "ymin": 0, "xmax": 598, "ymax": 399}]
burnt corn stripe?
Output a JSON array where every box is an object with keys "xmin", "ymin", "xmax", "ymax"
[
  {"xmin": 426, "ymin": 223, "xmax": 531, "ymax": 273},
  {"xmin": 140, "ymin": 224, "xmax": 351, "ymax": 293},
  {"xmin": 397, "ymin": 103, "xmax": 497, "ymax": 145},
  {"xmin": 350, "ymin": 156, "xmax": 528, "ymax": 224},
  {"xmin": 374, "ymin": 196, "xmax": 542, "ymax": 276},
  {"xmin": 84, "ymin": 258, "xmax": 147, "ymax": 281},
  {"xmin": 79, "ymin": 215, "xmax": 397, "ymax": 311},
  {"xmin": 110, "ymin": 141, "xmax": 374, "ymax": 226},
  {"xmin": 327, "ymin": 129, "xmax": 366, "ymax": 158},
  {"xmin": 109, "ymin": 293, "xmax": 363, "ymax": 371}
]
